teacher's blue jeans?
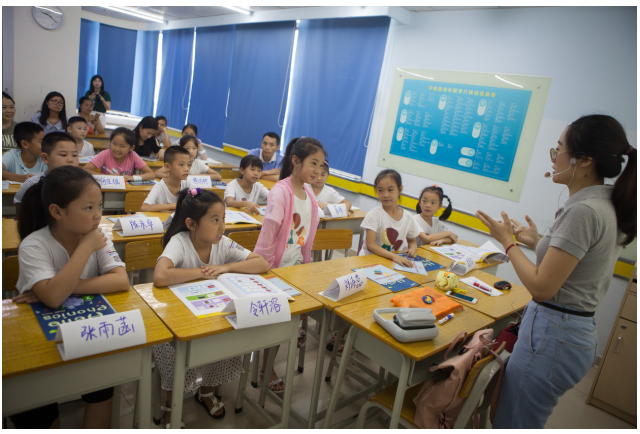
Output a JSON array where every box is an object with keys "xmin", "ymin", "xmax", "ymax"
[{"xmin": 493, "ymin": 301, "xmax": 598, "ymax": 429}]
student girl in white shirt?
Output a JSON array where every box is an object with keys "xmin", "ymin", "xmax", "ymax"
[
  {"xmin": 153, "ymin": 188, "xmax": 269, "ymax": 428},
  {"xmin": 413, "ymin": 185, "xmax": 458, "ymax": 248},
  {"xmin": 309, "ymin": 159, "xmax": 352, "ymax": 211},
  {"xmin": 11, "ymin": 166, "xmax": 129, "ymax": 429}
]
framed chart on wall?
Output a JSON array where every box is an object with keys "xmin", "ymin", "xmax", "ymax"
[{"xmin": 378, "ymin": 68, "xmax": 551, "ymax": 201}]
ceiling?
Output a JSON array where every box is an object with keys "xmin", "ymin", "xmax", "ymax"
[{"xmin": 81, "ymin": 6, "xmax": 525, "ymax": 23}]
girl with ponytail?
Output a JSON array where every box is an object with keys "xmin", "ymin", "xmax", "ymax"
[
  {"xmin": 477, "ymin": 114, "xmax": 636, "ymax": 429},
  {"xmin": 414, "ymin": 185, "xmax": 458, "ymax": 247}
]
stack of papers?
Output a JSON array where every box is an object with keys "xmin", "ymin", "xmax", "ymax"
[
  {"xmin": 225, "ymin": 210, "xmax": 261, "ymax": 225},
  {"xmin": 205, "ymin": 158, "xmax": 222, "ymax": 165}
]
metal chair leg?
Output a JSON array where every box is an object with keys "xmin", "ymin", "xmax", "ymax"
[{"xmin": 298, "ymin": 316, "xmax": 307, "ymax": 373}]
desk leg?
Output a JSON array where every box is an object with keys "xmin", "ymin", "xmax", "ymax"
[
  {"xmin": 322, "ymin": 325, "xmax": 357, "ymax": 429},
  {"xmin": 111, "ymin": 385, "xmax": 121, "ymax": 429},
  {"xmin": 170, "ymin": 340, "xmax": 187, "ymax": 430},
  {"xmin": 234, "ymin": 353, "xmax": 252, "ymax": 412},
  {"xmin": 307, "ymin": 308, "xmax": 329, "ymax": 428},
  {"xmin": 388, "ymin": 356, "xmax": 410, "ymax": 429},
  {"xmin": 280, "ymin": 315, "xmax": 300, "ymax": 429},
  {"xmin": 258, "ymin": 346, "xmax": 278, "ymax": 407},
  {"xmin": 134, "ymin": 346, "xmax": 152, "ymax": 429}
]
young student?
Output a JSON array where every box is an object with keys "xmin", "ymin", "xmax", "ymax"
[
  {"xmin": 77, "ymin": 96, "xmax": 105, "ymax": 135},
  {"xmin": 359, "ymin": 169, "xmax": 419, "ymax": 267},
  {"xmin": 154, "ymin": 135, "xmax": 221, "ymax": 180},
  {"xmin": 414, "ymin": 185, "xmax": 458, "ymax": 247},
  {"xmin": 253, "ymin": 137, "xmax": 324, "ymax": 392},
  {"xmin": 247, "ymin": 132, "xmax": 283, "ymax": 182},
  {"xmin": 14, "ymin": 132, "xmax": 79, "ymax": 212},
  {"xmin": 67, "ymin": 116, "xmax": 95, "ymax": 157},
  {"xmin": 2, "ymin": 122, "xmax": 47, "ymax": 182},
  {"xmin": 153, "ymin": 188, "xmax": 269, "ymax": 427},
  {"xmin": 224, "ymin": 155, "xmax": 270, "ymax": 214},
  {"xmin": 141, "ymin": 147, "xmax": 193, "ymax": 212},
  {"xmin": 30, "ymin": 91, "xmax": 68, "ymax": 134},
  {"xmin": 181, "ymin": 124, "xmax": 208, "ymax": 160},
  {"xmin": 133, "ymin": 116, "xmax": 165, "ymax": 159},
  {"xmin": 309, "ymin": 159, "xmax": 352, "ymax": 212},
  {"xmin": 83, "ymin": 127, "xmax": 155, "ymax": 181},
  {"xmin": 2, "ymin": 91, "xmax": 18, "ymax": 150},
  {"xmin": 155, "ymin": 116, "xmax": 172, "ymax": 148},
  {"xmin": 11, "ymin": 166, "xmax": 129, "ymax": 429}
]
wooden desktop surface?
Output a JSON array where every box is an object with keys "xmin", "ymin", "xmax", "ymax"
[
  {"xmin": 457, "ymin": 270, "xmax": 531, "ymax": 320},
  {"xmin": 272, "ymin": 254, "xmax": 438, "ymax": 311},
  {"xmin": 334, "ymin": 292, "xmax": 494, "ymax": 361},
  {"xmin": 2, "ymin": 289, "xmax": 172, "ymax": 379},
  {"xmin": 2, "ymin": 183, "xmax": 22, "ymax": 195},
  {"xmin": 133, "ymin": 272, "xmax": 322, "ymax": 342}
]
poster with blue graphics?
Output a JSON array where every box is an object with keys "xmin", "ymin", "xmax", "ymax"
[{"xmin": 389, "ymin": 79, "xmax": 532, "ymax": 182}]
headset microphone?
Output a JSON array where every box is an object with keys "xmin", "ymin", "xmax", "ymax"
[{"xmin": 544, "ymin": 158, "xmax": 576, "ymax": 178}]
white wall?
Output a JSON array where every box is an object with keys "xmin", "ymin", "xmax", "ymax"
[
  {"xmin": 2, "ymin": 7, "xmax": 15, "ymax": 96},
  {"xmin": 362, "ymin": 6, "xmax": 636, "ymax": 355}
]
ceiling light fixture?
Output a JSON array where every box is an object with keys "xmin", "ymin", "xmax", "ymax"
[
  {"xmin": 100, "ymin": 6, "xmax": 165, "ymax": 23},
  {"xmin": 223, "ymin": 6, "xmax": 252, "ymax": 15}
]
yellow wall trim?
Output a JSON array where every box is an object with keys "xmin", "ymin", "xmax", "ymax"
[{"xmin": 223, "ymin": 145, "xmax": 248, "ymax": 158}]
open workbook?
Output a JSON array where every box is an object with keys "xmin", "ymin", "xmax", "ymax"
[
  {"xmin": 429, "ymin": 241, "xmax": 508, "ymax": 264},
  {"xmin": 168, "ymin": 274, "xmax": 301, "ymax": 319}
]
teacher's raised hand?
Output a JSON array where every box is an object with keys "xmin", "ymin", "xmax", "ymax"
[
  {"xmin": 510, "ymin": 215, "xmax": 539, "ymax": 249},
  {"xmin": 475, "ymin": 210, "xmax": 514, "ymax": 248}
]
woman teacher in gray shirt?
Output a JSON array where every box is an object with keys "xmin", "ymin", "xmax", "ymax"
[{"xmin": 476, "ymin": 114, "xmax": 636, "ymax": 429}]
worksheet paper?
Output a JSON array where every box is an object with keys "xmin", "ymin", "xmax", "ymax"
[
  {"xmin": 393, "ymin": 260, "xmax": 429, "ymax": 276},
  {"xmin": 225, "ymin": 210, "xmax": 261, "ymax": 225}
]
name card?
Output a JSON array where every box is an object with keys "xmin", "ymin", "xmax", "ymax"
[
  {"xmin": 324, "ymin": 203, "xmax": 348, "ymax": 219},
  {"xmin": 319, "ymin": 270, "xmax": 366, "ymax": 302},
  {"xmin": 54, "ymin": 309, "xmax": 146, "ymax": 361},
  {"xmin": 113, "ymin": 215, "xmax": 163, "ymax": 237},
  {"xmin": 94, "ymin": 175, "xmax": 126, "ymax": 190},
  {"xmin": 188, "ymin": 175, "xmax": 212, "ymax": 188},
  {"xmin": 223, "ymin": 293, "xmax": 291, "ymax": 329}
]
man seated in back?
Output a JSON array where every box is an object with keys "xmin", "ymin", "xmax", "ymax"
[{"xmin": 247, "ymin": 132, "xmax": 283, "ymax": 182}]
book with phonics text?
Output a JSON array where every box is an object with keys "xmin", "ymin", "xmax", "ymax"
[
  {"xmin": 265, "ymin": 276, "xmax": 302, "ymax": 297},
  {"xmin": 225, "ymin": 210, "xmax": 262, "ymax": 225},
  {"xmin": 212, "ymin": 181, "xmax": 227, "ymax": 190},
  {"xmin": 430, "ymin": 241, "xmax": 508, "ymax": 264},
  {"xmin": 352, "ymin": 264, "xmax": 419, "ymax": 293},
  {"xmin": 127, "ymin": 180, "xmax": 158, "ymax": 186},
  {"xmin": 30, "ymin": 294, "xmax": 116, "ymax": 341},
  {"xmin": 140, "ymin": 156, "xmax": 159, "ymax": 162},
  {"xmin": 168, "ymin": 274, "xmax": 295, "ymax": 319}
]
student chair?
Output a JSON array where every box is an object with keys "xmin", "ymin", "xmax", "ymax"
[
  {"xmin": 354, "ymin": 349, "xmax": 511, "ymax": 429},
  {"xmin": 311, "ymin": 229, "xmax": 353, "ymax": 261},
  {"xmin": 124, "ymin": 240, "xmax": 163, "ymax": 285},
  {"xmin": 221, "ymin": 169, "xmax": 240, "ymax": 179},
  {"xmin": 124, "ymin": 192, "xmax": 150, "ymax": 214},
  {"xmin": 228, "ymin": 230, "xmax": 261, "ymax": 252},
  {"xmin": 2, "ymin": 255, "xmax": 19, "ymax": 299}
]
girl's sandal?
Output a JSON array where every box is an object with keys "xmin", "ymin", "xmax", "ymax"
[
  {"xmin": 259, "ymin": 370, "xmax": 286, "ymax": 394},
  {"xmin": 160, "ymin": 405, "xmax": 186, "ymax": 429},
  {"xmin": 195, "ymin": 389, "xmax": 226, "ymax": 420},
  {"xmin": 297, "ymin": 329, "xmax": 307, "ymax": 348}
]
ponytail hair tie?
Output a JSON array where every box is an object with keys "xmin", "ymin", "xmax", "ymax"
[
  {"xmin": 189, "ymin": 188, "xmax": 202, "ymax": 196},
  {"xmin": 624, "ymin": 145, "xmax": 635, "ymax": 156}
]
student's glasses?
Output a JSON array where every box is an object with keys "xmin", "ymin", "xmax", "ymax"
[
  {"xmin": 48, "ymin": 100, "xmax": 64, "ymax": 106},
  {"xmin": 549, "ymin": 148, "xmax": 568, "ymax": 162}
]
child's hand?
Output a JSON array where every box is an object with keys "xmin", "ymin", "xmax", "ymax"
[
  {"xmin": 317, "ymin": 202, "xmax": 327, "ymax": 210},
  {"xmin": 12, "ymin": 290, "xmax": 40, "ymax": 304},
  {"xmin": 19, "ymin": 174, "xmax": 34, "ymax": 183},
  {"xmin": 156, "ymin": 149, "xmax": 165, "ymax": 160},
  {"xmin": 244, "ymin": 202, "xmax": 260, "ymax": 215},
  {"xmin": 201, "ymin": 264, "xmax": 229, "ymax": 278},
  {"xmin": 79, "ymin": 227, "xmax": 108, "ymax": 254},
  {"xmin": 430, "ymin": 239, "xmax": 445, "ymax": 247},
  {"xmin": 393, "ymin": 254, "xmax": 414, "ymax": 268},
  {"xmin": 123, "ymin": 175, "xmax": 134, "ymax": 181},
  {"xmin": 406, "ymin": 245, "xmax": 417, "ymax": 258},
  {"xmin": 448, "ymin": 232, "xmax": 458, "ymax": 243}
]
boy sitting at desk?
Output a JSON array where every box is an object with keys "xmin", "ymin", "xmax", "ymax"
[
  {"xmin": 247, "ymin": 132, "xmax": 283, "ymax": 182},
  {"xmin": 67, "ymin": 116, "xmax": 95, "ymax": 157},
  {"xmin": 2, "ymin": 122, "xmax": 47, "ymax": 183},
  {"xmin": 140, "ymin": 146, "xmax": 193, "ymax": 212}
]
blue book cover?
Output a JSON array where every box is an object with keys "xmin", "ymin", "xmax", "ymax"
[
  {"xmin": 212, "ymin": 181, "xmax": 227, "ymax": 190},
  {"xmin": 127, "ymin": 180, "xmax": 157, "ymax": 186},
  {"xmin": 30, "ymin": 294, "xmax": 116, "ymax": 341},
  {"xmin": 398, "ymin": 253, "xmax": 445, "ymax": 273},
  {"xmin": 352, "ymin": 264, "xmax": 420, "ymax": 293}
]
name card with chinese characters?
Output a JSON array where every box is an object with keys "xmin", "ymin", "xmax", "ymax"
[
  {"xmin": 223, "ymin": 293, "xmax": 291, "ymax": 329},
  {"xmin": 94, "ymin": 175, "xmax": 126, "ymax": 190},
  {"xmin": 324, "ymin": 203, "xmax": 348, "ymax": 219},
  {"xmin": 319, "ymin": 270, "xmax": 366, "ymax": 302},
  {"xmin": 113, "ymin": 215, "xmax": 163, "ymax": 237},
  {"xmin": 188, "ymin": 175, "xmax": 212, "ymax": 189},
  {"xmin": 54, "ymin": 310, "xmax": 146, "ymax": 361}
]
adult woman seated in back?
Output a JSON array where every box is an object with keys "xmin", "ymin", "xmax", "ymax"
[
  {"xmin": 134, "ymin": 116, "xmax": 165, "ymax": 160},
  {"xmin": 78, "ymin": 96, "xmax": 105, "ymax": 135},
  {"xmin": 2, "ymin": 91, "xmax": 18, "ymax": 150},
  {"xmin": 85, "ymin": 75, "xmax": 111, "ymax": 113},
  {"xmin": 30, "ymin": 92, "xmax": 68, "ymax": 134}
]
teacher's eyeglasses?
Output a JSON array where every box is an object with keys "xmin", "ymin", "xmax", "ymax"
[
  {"xmin": 48, "ymin": 100, "xmax": 64, "ymax": 106},
  {"xmin": 549, "ymin": 148, "xmax": 568, "ymax": 162}
]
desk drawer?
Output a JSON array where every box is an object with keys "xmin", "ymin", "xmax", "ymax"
[{"xmin": 620, "ymin": 293, "xmax": 637, "ymax": 323}]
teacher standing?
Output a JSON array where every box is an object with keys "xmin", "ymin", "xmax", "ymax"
[
  {"xmin": 477, "ymin": 114, "xmax": 636, "ymax": 429},
  {"xmin": 85, "ymin": 75, "xmax": 111, "ymax": 113}
]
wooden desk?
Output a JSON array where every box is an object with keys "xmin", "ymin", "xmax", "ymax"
[
  {"xmin": 3, "ymin": 218, "xmax": 19, "ymax": 254},
  {"xmin": 134, "ymin": 274, "xmax": 322, "ymax": 429},
  {"xmin": 323, "ymin": 292, "xmax": 494, "ymax": 428},
  {"xmin": 2, "ymin": 183, "xmax": 22, "ymax": 216},
  {"xmin": 461, "ymin": 269, "xmax": 531, "ymax": 321},
  {"xmin": 2, "ymin": 289, "xmax": 173, "ymax": 428}
]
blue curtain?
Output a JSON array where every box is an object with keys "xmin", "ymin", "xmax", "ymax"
[
  {"xmin": 156, "ymin": 28, "xmax": 195, "ymax": 129},
  {"xmin": 224, "ymin": 21, "xmax": 295, "ymax": 150},
  {"xmin": 283, "ymin": 17, "xmax": 390, "ymax": 176},
  {"xmin": 187, "ymin": 25, "xmax": 236, "ymax": 148},
  {"xmin": 97, "ymin": 24, "xmax": 138, "ymax": 112},
  {"xmin": 131, "ymin": 30, "xmax": 160, "ymax": 117},
  {"xmin": 77, "ymin": 19, "xmax": 100, "ymax": 109}
]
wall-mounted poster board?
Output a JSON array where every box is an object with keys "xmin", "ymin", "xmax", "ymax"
[{"xmin": 378, "ymin": 68, "xmax": 551, "ymax": 201}]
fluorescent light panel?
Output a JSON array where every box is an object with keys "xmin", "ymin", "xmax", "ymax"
[
  {"xmin": 223, "ymin": 6, "xmax": 252, "ymax": 15},
  {"xmin": 100, "ymin": 6, "xmax": 165, "ymax": 23}
]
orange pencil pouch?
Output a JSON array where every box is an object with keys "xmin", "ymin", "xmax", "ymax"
[{"xmin": 390, "ymin": 286, "xmax": 463, "ymax": 319}]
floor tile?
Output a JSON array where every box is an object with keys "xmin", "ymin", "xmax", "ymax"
[{"xmin": 546, "ymin": 387, "xmax": 635, "ymax": 429}]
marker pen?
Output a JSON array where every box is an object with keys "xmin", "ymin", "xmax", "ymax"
[
  {"xmin": 474, "ymin": 282, "xmax": 493, "ymax": 294},
  {"xmin": 438, "ymin": 313, "xmax": 455, "ymax": 325}
]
